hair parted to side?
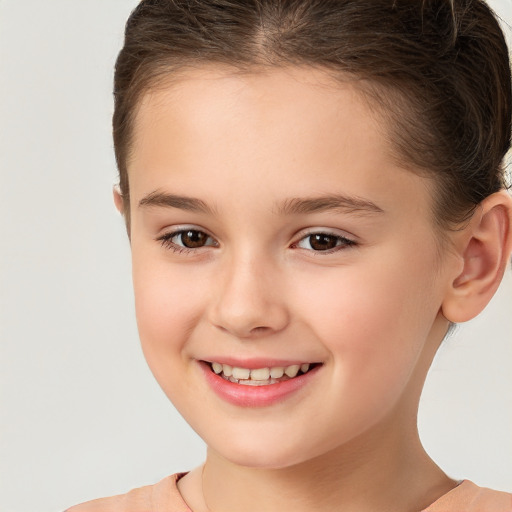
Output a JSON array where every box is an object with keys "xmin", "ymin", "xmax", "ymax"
[{"xmin": 113, "ymin": 0, "xmax": 511, "ymax": 233}]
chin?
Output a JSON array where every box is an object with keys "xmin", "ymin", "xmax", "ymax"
[
  {"xmin": 207, "ymin": 431, "xmax": 322, "ymax": 470},
  {"xmin": 224, "ymin": 449, "xmax": 308, "ymax": 470}
]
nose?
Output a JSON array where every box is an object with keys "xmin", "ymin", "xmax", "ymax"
[{"xmin": 208, "ymin": 252, "xmax": 290, "ymax": 339}]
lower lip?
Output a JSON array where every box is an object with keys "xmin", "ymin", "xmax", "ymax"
[{"xmin": 199, "ymin": 361, "xmax": 321, "ymax": 407}]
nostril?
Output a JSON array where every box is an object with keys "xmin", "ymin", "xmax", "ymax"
[{"xmin": 250, "ymin": 326, "xmax": 271, "ymax": 334}]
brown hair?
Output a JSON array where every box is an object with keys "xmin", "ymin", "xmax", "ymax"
[{"xmin": 113, "ymin": 0, "xmax": 511, "ymax": 232}]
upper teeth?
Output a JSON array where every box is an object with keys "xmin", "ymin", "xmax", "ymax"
[{"xmin": 211, "ymin": 362, "xmax": 310, "ymax": 380}]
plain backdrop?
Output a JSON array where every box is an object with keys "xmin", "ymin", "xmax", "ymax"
[{"xmin": 0, "ymin": 1, "xmax": 511, "ymax": 511}]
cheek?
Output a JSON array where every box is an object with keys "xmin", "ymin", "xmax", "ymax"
[
  {"xmin": 295, "ymin": 264, "xmax": 437, "ymax": 339},
  {"xmin": 131, "ymin": 251, "xmax": 206, "ymax": 379},
  {"xmin": 290, "ymin": 253, "xmax": 442, "ymax": 398}
]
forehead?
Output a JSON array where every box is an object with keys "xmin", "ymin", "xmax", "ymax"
[
  {"xmin": 128, "ymin": 65, "xmax": 434, "ymax": 222},
  {"xmin": 130, "ymin": 65, "xmax": 386, "ymax": 165}
]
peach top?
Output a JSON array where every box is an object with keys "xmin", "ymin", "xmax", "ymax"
[{"xmin": 66, "ymin": 473, "xmax": 512, "ymax": 512}]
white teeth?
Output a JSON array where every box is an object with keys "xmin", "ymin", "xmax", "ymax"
[
  {"xmin": 250, "ymin": 368, "xmax": 270, "ymax": 381},
  {"xmin": 240, "ymin": 379, "xmax": 270, "ymax": 386},
  {"xmin": 284, "ymin": 365, "xmax": 300, "ymax": 378},
  {"xmin": 210, "ymin": 361, "xmax": 315, "ymax": 382},
  {"xmin": 232, "ymin": 367, "xmax": 251, "ymax": 380},
  {"xmin": 270, "ymin": 367, "xmax": 285, "ymax": 379}
]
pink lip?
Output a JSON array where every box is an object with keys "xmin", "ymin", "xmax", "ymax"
[{"xmin": 198, "ymin": 360, "xmax": 322, "ymax": 408}]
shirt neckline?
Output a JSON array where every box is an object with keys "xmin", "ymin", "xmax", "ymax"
[{"xmin": 172, "ymin": 473, "xmax": 471, "ymax": 512}]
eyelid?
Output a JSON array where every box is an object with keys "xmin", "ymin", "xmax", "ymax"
[
  {"xmin": 156, "ymin": 225, "xmax": 218, "ymax": 253},
  {"xmin": 293, "ymin": 226, "xmax": 357, "ymax": 242},
  {"xmin": 155, "ymin": 225, "xmax": 357, "ymax": 255},
  {"xmin": 291, "ymin": 227, "xmax": 357, "ymax": 253}
]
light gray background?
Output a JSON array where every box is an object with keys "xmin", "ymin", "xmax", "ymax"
[{"xmin": 0, "ymin": 2, "xmax": 511, "ymax": 511}]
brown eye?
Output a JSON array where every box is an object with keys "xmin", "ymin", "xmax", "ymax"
[
  {"xmin": 180, "ymin": 230, "xmax": 210, "ymax": 248},
  {"xmin": 157, "ymin": 228, "xmax": 217, "ymax": 252},
  {"xmin": 295, "ymin": 232, "xmax": 355, "ymax": 252},
  {"xmin": 308, "ymin": 234, "xmax": 339, "ymax": 251}
]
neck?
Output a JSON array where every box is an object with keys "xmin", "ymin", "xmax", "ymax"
[
  {"xmin": 200, "ymin": 419, "xmax": 454, "ymax": 512},
  {"xmin": 178, "ymin": 318, "xmax": 455, "ymax": 512}
]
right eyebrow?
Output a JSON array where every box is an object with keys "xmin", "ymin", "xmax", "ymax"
[{"xmin": 138, "ymin": 190, "xmax": 216, "ymax": 215}]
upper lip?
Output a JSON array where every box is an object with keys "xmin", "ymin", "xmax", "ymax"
[{"xmin": 200, "ymin": 357, "xmax": 321, "ymax": 369}]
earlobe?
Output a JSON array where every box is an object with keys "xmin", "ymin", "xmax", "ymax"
[
  {"xmin": 442, "ymin": 190, "xmax": 512, "ymax": 323},
  {"xmin": 113, "ymin": 184, "xmax": 125, "ymax": 215}
]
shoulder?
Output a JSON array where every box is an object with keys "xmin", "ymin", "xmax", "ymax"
[
  {"xmin": 463, "ymin": 482, "xmax": 512, "ymax": 511},
  {"xmin": 64, "ymin": 484, "xmax": 157, "ymax": 512},
  {"xmin": 64, "ymin": 473, "xmax": 189, "ymax": 512},
  {"xmin": 424, "ymin": 480, "xmax": 512, "ymax": 512}
]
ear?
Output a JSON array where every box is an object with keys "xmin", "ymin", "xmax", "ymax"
[
  {"xmin": 442, "ymin": 190, "xmax": 512, "ymax": 323},
  {"xmin": 113, "ymin": 184, "xmax": 125, "ymax": 215}
]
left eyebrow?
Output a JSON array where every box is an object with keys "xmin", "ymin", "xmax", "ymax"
[
  {"xmin": 138, "ymin": 190, "xmax": 216, "ymax": 215},
  {"xmin": 275, "ymin": 194, "xmax": 384, "ymax": 216}
]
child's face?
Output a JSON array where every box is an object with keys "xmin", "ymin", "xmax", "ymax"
[{"xmin": 127, "ymin": 66, "xmax": 457, "ymax": 468}]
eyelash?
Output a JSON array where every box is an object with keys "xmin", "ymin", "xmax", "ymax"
[
  {"xmin": 156, "ymin": 229, "xmax": 217, "ymax": 254},
  {"xmin": 156, "ymin": 229, "xmax": 357, "ymax": 255},
  {"xmin": 292, "ymin": 231, "xmax": 356, "ymax": 254}
]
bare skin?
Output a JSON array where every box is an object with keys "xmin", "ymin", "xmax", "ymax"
[
  {"xmin": 121, "ymin": 65, "xmax": 512, "ymax": 512},
  {"xmin": 178, "ymin": 309, "xmax": 455, "ymax": 512}
]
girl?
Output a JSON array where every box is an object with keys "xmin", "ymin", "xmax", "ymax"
[{"xmin": 68, "ymin": 1, "xmax": 512, "ymax": 510}]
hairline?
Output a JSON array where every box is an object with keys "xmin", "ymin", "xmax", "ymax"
[{"xmin": 118, "ymin": 60, "xmax": 475, "ymax": 249}]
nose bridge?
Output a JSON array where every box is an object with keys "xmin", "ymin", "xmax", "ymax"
[{"xmin": 209, "ymin": 245, "xmax": 289, "ymax": 338}]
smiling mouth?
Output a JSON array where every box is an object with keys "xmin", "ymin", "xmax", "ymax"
[{"xmin": 204, "ymin": 361, "xmax": 322, "ymax": 386}]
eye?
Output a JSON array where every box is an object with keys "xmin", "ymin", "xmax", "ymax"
[
  {"xmin": 295, "ymin": 232, "xmax": 356, "ymax": 252},
  {"xmin": 157, "ymin": 228, "xmax": 218, "ymax": 253}
]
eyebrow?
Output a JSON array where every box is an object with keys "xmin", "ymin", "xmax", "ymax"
[
  {"xmin": 138, "ymin": 190, "xmax": 216, "ymax": 215},
  {"xmin": 138, "ymin": 190, "xmax": 384, "ymax": 217},
  {"xmin": 275, "ymin": 194, "xmax": 384, "ymax": 216}
]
